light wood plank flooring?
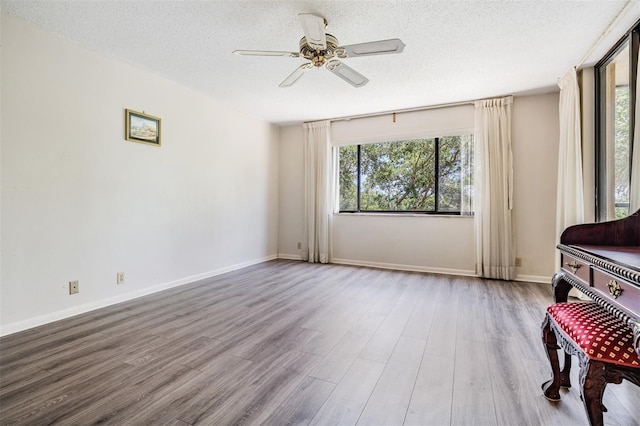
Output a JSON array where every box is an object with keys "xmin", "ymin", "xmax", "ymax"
[{"xmin": 1, "ymin": 260, "xmax": 639, "ymax": 425}]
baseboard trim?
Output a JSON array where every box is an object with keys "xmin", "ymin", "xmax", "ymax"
[
  {"xmin": 514, "ymin": 274, "xmax": 552, "ymax": 284},
  {"xmin": 331, "ymin": 257, "xmax": 476, "ymax": 277},
  {"xmin": 277, "ymin": 253, "xmax": 303, "ymax": 260},
  {"xmin": 0, "ymin": 254, "xmax": 277, "ymax": 337}
]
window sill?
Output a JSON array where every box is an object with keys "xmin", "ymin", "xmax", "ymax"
[{"xmin": 334, "ymin": 212, "xmax": 473, "ymax": 218}]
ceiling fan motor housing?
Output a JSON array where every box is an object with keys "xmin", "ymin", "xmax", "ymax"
[{"xmin": 299, "ymin": 34, "xmax": 345, "ymax": 67}]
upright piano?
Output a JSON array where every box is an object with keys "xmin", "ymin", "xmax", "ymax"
[
  {"xmin": 544, "ymin": 209, "xmax": 640, "ymax": 425},
  {"xmin": 553, "ymin": 210, "xmax": 640, "ymax": 352}
]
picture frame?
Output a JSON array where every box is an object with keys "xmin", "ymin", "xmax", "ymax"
[{"xmin": 125, "ymin": 109, "xmax": 161, "ymax": 146}]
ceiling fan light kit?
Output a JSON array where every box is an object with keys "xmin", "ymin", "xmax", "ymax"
[
  {"xmin": 233, "ymin": 13, "xmax": 405, "ymax": 88},
  {"xmin": 299, "ymin": 33, "xmax": 341, "ymax": 67}
]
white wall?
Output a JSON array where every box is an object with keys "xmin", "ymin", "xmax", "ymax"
[
  {"xmin": 278, "ymin": 93, "xmax": 561, "ymax": 281},
  {"xmin": 512, "ymin": 93, "xmax": 560, "ymax": 281},
  {"xmin": 278, "ymin": 125, "xmax": 305, "ymax": 259},
  {"xmin": 333, "ymin": 214, "xmax": 475, "ymax": 275},
  {"xmin": 1, "ymin": 14, "xmax": 280, "ymax": 335}
]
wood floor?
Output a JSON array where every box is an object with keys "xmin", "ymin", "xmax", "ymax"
[{"xmin": 1, "ymin": 260, "xmax": 639, "ymax": 425}]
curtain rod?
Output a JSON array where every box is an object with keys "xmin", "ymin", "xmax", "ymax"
[
  {"xmin": 303, "ymin": 99, "xmax": 475, "ymax": 125},
  {"xmin": 328, "ymin": 100, "xmax": 474, "ymax": 123},
  {"xmin": 575, "ymin": 0, "xmax": 635, "ymax": 69},
  {"xmin": 305, "ymin": 93, "xmax": 515, "ymax": 124}
]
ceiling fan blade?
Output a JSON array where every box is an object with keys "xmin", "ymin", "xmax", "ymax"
[
  {"xmin": 279, "ymin": 63, "xmax": 313, "ymax": 87},
  {"xmin": 340, "ymin": 39, "xmax": 405, "ymax": 57},
  {"xmin": 326, "ymin": 60, "xmax": 368, "ymax": 88},
  {"xmin": 233, "ymin": 50, "xmax": 300, "ymax": 58},
  {"xmin": 298, "ymin": 13, "xmax": 327, "ymax": 51}
]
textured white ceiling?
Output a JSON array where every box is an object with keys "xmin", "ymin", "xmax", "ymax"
[{"xmin": 2, "ymin": 0, "xmax": 639, "ymax": 124}]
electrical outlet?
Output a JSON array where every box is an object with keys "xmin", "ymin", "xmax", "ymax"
[
  {"xmin": 117, "ymin": 272, "xmax": 125, "ymax": 285},
  {"xmin": 515, "ymin": 257, "xmax": 522, "ymax": 267},
  {"xmin": 297, "ymin": 242, "xmax": 301, "ymax": 249},
  {"xmin": 69, "ymin": 280, "xmax": 79, "ymax": 295}
]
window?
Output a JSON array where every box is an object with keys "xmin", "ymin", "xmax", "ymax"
[
  {"xmin": 338, "ymin": 135, "xmax": 473, "ymax": 214},
  {"xmin": 595, "ymin": 21, "xmax": 639, "ymax": 220}
]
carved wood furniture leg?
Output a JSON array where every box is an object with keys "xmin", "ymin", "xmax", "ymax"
[
  {"xmin": 579, "ymin": 359, "xmax": 607, "ymax": 426},
  {"xmin": 560, "ymin": 351, "xmax": 572, "ymax": 388},
  {"xmin": 541, "ymin": 314, "xmax": 562, "ymax": 401},
  {"xmin": 551, "ymin": 272, "xmax": 572, "ymax": 303}
]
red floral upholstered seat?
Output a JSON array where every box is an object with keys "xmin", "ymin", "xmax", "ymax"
[{"xmin": 547, "ymin": 302, "xmax": 640, "ymax": 368}]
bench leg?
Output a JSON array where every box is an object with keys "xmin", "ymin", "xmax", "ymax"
[
  {"xmin": 560, "ymin": 351, "xmax": 572, "ymax": 388},
  {"xmin": 579, "ymin": 359, "xmax": 607, "ymax": 426},
  {"xmin": 541, "ymin": 315, "xmax": 562, "ymax": 401}
]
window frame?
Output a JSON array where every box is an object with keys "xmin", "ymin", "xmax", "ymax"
[
  {"xmin": 594, "ymin": 20, "xmax": 640, "ymax": 221},
  {"xmin": 338, "ymin": 136, "xmax": 472, "ymax": 215}
]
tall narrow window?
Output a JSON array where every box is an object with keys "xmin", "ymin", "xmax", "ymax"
[{"xmin": 596, "ymin": 23, "xmax": 639, "ymax": 220}]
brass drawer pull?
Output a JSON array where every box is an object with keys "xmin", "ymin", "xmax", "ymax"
[
  {"xmin": 565, "ymin": 261, "xmax": 581, "ymax": 274},
  {"xmin": 607, "ymin": 280, "xmax": 623, "ymax": 299}
]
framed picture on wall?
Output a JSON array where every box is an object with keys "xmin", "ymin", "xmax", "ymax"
[{"xmin": 125, "ymin": 109, "xmax": 161, "ymax": 146}]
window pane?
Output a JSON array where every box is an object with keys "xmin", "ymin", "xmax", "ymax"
[
  {"xmin": 603, "ymin": 42, "xmax": 631, "ymax": 219},
  {"xmin": 438, "ymin": 136, "xmax": 462, "ymax": 211},
  {"xmin": 360, "ymin": 139, "xmax": 435, "ymax": 211},
  {"xmin": 339, "ymin": 145, "xmax": 358, "ymax": 211},
  {"xmin": 438, "ymin": 135, "xmax": 474, "ymax": 213},
  {"xmin": 614, "ymin": 84, "xmax": 630, "ymax": 218}
]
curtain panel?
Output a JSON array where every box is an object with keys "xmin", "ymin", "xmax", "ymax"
[
  {"xmin": 474, "ymin": 96, "xmax": 516, "ymax": 280},
  {"xmin": 556, "ymin": 68, "xmax": 584, "ymax": 266},
  {"xmin": 302, "ymin": 120, "xmax": 336, "ymax": 263}
]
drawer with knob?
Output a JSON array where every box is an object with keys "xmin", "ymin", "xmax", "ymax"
[
  {"xmin": 561, "ymin": 253, "xmax": 591, "ymax": 285},
  {"xmin": 592, "ymin": 268, "xmax": 640, "ymax": 317}
]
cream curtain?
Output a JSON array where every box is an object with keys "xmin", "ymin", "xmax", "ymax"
[
  {"xmin": 631, "ymin": 50, "xmax": 640, "ymax": 212},
  {"xmin": 556, "ymin": 68, "xmax": 584, "ymax": 267},
  {"xmin": 474, "ymin": 96, "xmax": 515, "ymax": 280},
  {"xmin": 302, "ymin": 120, "xmax": 336, "ymax": 263}
]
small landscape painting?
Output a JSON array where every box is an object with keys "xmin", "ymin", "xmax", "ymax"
[{"xmin": 125, "ymin": 109, "xmax": 161, "ymax": 146}]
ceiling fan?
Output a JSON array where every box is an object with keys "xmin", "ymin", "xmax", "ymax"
[{"xmin": 233, "ymin": 13, "xmax": 405, "ymax": 88}]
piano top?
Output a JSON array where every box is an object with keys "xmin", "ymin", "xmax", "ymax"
[
  {"xmin": 560, "ymin": 209, "xmax": 640, "ymax": 247},
  {"xmin": 569, "ymin": 245, "xmax": 640, "ymax": 272}
]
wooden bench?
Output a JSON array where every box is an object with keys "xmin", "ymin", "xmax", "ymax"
[{"xmin": 541, "ymin": 301, "xmax": 640, "ymax": 426}]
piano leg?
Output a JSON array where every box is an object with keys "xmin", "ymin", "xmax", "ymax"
[
  {"xmin": 541, "ymin": 315, "xmax": 562, "ymax": 401},
  {"xmin": 579, "ymin": 359, "xmax": 607, "ymax": 426},
  {"xmin": 551, "ymin": 272, "xmax": 572, "ymax": 303}
]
